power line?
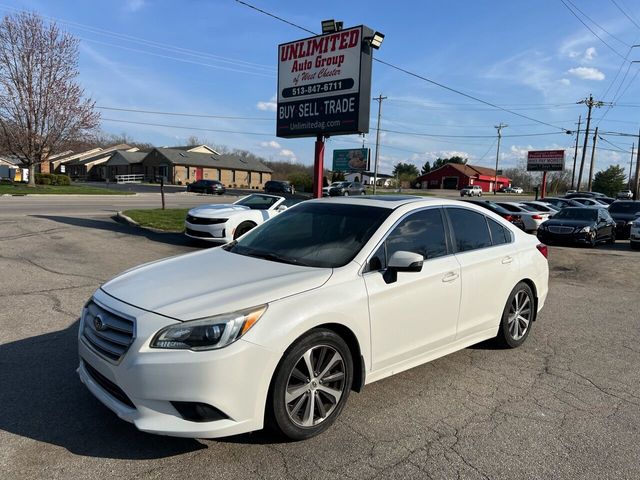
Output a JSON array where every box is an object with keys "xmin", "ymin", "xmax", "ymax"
[
  {"xmin": 97, "ymin": 106, "xmax": 273, "ymax": 121},
  {"xmin": 377, "ymin": 128, "xmax": 568, "ymax": 139},
  {"xmin": 234, "ymin": 1, "xmax": 571, "ymax": 133},
  {"xmin": 558, "ymin": 0, "xmax": 629, "ymax": 60},
  {"xmin": 101, "ymin": 118, "xmax": 274, "ymax": 136},
  {"xmin": 610, "ymin": 0, "xmax": 640, "ymax": 30},
  {"xmin": 564, "ymin": 0, "xmax": 629, "ymax": 47}
]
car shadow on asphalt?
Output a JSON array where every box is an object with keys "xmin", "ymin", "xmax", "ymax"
[
  {"xmin": 0, "ymin": 321, "xmax": 207, "ymax": 459},
  {"xmin": 30, "ymin": 215, "xmax": 205, "ymax": 248}
]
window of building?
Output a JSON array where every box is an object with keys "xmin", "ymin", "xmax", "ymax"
[{"xmin": 232, "ymin": 170, "xmax": 236, "ymax": 182}]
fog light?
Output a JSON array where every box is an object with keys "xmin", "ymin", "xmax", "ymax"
[{"xmin": 171, "ymin": 401, "xmax": 229, "ymax": 422}]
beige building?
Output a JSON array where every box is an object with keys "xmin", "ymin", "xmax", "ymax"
[{"xmin": 141, "ymin": 147, "xmax": 272, "ymax": 188}]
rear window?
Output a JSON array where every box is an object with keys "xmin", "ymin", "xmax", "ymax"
[{"xmin": 609, "ymin": 202, "xmax": 640, "ymax": 214}]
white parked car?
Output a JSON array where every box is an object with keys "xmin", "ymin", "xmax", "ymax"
[
  {"xmin": 617, "ymin": 190, "xmax": 633, "ymax": 200},
  {"xmin": 519, "ymin": 201, "xmax": 559, "ymax": 215},
  {"xmin": 496, "ymin": 202, "xmax": 550, "ymax": 232},
  {"xmin": 185, "ymin": 194, "xmax": 301, "ymax": 242},
  {"xmin": 460, "ymin": 185, "xmax": 482, "ymax": 197},
  {"xmin": 511, "ymin": 186, "xmax": 524, "ymax": 194},
  {"xmin": 77, "ymin": 196, "xmax": 549, "ymax": 440}
]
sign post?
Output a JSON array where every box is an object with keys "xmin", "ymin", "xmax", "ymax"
[
  {"xmin": 276, "ymin": 24, "xmax": 377, "ymax": 198},
  {"xmin": 527, "ymin": 150, "xmax": 565, "ymax": 199}
]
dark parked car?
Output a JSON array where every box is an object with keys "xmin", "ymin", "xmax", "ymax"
[
  {"xmin": 264, "ymin": 180, "xmax": 294, "ymax": 194},
  {"xmin": 328, "ymin": 181, "xmax": 366, "ymax": 196},
  {"xmin": 186, "ymin": 179, "xmax": 226, "ymax": 195},
  {"xmin": 537, "ymin": 207, "xmax": 616, "ymax": 247},
  {"xmin": 608, "ymin": 200, "xmax": 640, "ymax": 238},
  {"xmin": 465, "ymin": 200, "xmax": 526, "ymax": 231},
  {"xmin": 564, "ymin": 191, "xmax": 605, "ymax": 199},
  {"xmin": 539, "ymin": 197, "xmax": 583, "ymax": 209}
]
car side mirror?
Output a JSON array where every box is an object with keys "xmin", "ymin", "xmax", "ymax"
[
  {"xmin": 388, "ymin": 251, "xmax": 423, "ymax": 272},
  {"xmin": 276, "ymin": 205, "xmax": 288, "ymax": 212}
]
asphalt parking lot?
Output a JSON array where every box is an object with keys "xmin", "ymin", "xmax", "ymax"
[{"xmin": 1, "ymin": 210, "xmax": 639, "ymax": 479}]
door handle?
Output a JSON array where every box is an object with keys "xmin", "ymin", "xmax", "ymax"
[
  {"xmin": 442, "ymin": 271, "xmax": 459, "ymax": 283},
  {"xmin": 501, "ymin": 256, "xmax": 513, "ymax": 264}
]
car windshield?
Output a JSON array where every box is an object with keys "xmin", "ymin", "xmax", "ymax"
[
  {"xmin": 224, "ymin": 203, "xmax": 391, "ymax": 268},
  {"xmin": 553, "ymin": 208, "xmax": 598, "ymax": 221},
  {"xmin": 609, "ymin": 202, "xmax": 640, "ymax": 214},
  {"xmin": 235, "ymin": 194, "xmax": 280, "ymax": 210}
]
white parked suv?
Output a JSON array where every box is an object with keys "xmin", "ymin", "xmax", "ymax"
[
  {"xmin": 631, "ymin": 217, "xmax": 640, "ymax": 250},
  {"xmin": 460, "ymin": 185, "xmax": 482, "ymax": 197},
  {"xmin": 617, "ymin": 190, "xmax": 634, "ymax": 200},
  {"xmin": 77, "ymin": 196, "xmax": 549, "ymax": 440}
]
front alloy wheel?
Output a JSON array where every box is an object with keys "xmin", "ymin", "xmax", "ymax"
[{"xmin": 267, "ymin": 329, "xmax": 353, "ymax": 440}]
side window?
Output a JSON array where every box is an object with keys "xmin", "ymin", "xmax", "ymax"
[
  {"xmin": 447, "ymin": 208, "xmax": 492, "ymax": 252},
  {"xmin": 367, "ymin": 209, "xmax": 448, "ymax": 271},
  {"xmin": 487, "ymin": 217, "xmax": 510, "ymax": 245}
]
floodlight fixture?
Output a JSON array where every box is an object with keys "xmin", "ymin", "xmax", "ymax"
[
  {"xmin": 369, "ymin": 31, "xmax": 385, "ymax": 49},
  {"xmin": 322, "ymin": 19, "xmax": 337, "ymax": 34}
]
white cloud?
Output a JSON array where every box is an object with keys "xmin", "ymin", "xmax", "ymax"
[
  {"xmin": 125, "ymin": 0, "xmax": 146, "ymax": 12},
  {"xmin": 257, "ymin": 94, "xmax": 277, "ymax": 112},
  {"xmin": 260, "ymin": 140, "xmax": 281, "ymax": 149},
  {"xmin": 584, "ymin": 47, "xmax": 597, "ymax": 61},
  {"xmin": 279, "ymin": 149, "xmax": 297, "ymax": 161},
  {"xmin": 568, "ymin": 67, "xmax": 605, "ymax": 81},
  {"xmin": 560, "ymin": 78, "xmax": 571, "ymax": 86}
]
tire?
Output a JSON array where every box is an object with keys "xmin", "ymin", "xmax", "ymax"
[
  {"xmin": 266, "ymin": 329, "xmax": 353, "ymax": 441},
  {"xmin": 495, "ymin": 282, "xmax": 535, "ymax": 348},
  {"xmin": 233, "ymin": 221, "xmax": 256, "ymax": 240},
  {"xmin": 588, "ymin": 232, "xmax": 597, "ymax": 248},
  {"xmin": 607, "ymin": 230, "xmax": 616, "ymax": 244},
  {"xmin": 344, "ymin": 191, "xmax": 349, "ymax": 197},
  {"xmin": 631, "ymin": 241, "xmax": 640, "ymax": 251}
]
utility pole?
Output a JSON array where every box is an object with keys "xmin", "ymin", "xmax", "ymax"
[
  {"xmin": 571, "ymin": 115, "xmax": 581, "ymax": 190},
  {"xmin": 493, "ymin": 123, "xmax": 507, "ymax": 195},
  {"xmin": 629, "ymin": 143, "xmax": 635, "ymax": 189},
  {"xmin": 372, "ymin": 94, "xmax": 387, "ymax": 194},
  {"xmin": 587, "ymin": 127, "xmax": 599, "ymax": 192},
  {"xmin": 576, "ymin": 94, "xmax": 605, "ymax": 191},
  {"xmin": 635, "ymin": 128, "xmax": 640, "ymax": 200}
]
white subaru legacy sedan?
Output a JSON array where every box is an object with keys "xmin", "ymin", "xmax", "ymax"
[{"xmin": 78, "ymin": 196, "xmax": 549, "ymax": 440}]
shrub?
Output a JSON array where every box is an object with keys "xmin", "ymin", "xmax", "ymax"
[
  {"xmin": 56, "ymin": 174, "xmax": 71, "ymax": 185},
  {"xmin": 39, "ymin": 177, "xmax": 51, "ymax": 185},
  {"xmin": 0, "ymin": 178, "xmax": 13, "ymax": 185}
]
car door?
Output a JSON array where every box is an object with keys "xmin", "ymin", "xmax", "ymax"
[
  {"xmin": 444, "ymin": 207, "xmax": 520, "ymax": 340},
  {"xmin": 364, "ymin": 208, "xmax": 461, "ymax": 371}
]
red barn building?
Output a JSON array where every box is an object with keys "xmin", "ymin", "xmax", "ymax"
[{"xmin": 415, "ymin": 163, "xmax": 511, "ymax": 192}]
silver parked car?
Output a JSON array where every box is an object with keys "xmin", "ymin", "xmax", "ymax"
[{"xmin": 328, "ymin": 181, "xmax": 366, "ymax": 196}]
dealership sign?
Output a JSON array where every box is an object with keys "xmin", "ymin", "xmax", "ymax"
[
  {"xmin": 527, "ymin": 150, "xmax": 565, "ymax": 172},
  {"xmin": 276, "ymin": 26, "xmax": 374, "ymax": 138},
  {"xmin": 332, "ymin": 148, "xmax": 370, "ymax": 172}
]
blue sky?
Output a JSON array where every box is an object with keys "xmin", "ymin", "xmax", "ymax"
[{"xmin": 2, "ymin": 0, "xmax": 640, "ymax": 176}]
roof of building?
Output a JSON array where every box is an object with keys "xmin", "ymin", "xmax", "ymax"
[
  {"xmin": 417, "ymin": 162, "xmax": 510, "ymax": 181},
  {"xmin": 151, "ymin": 148, "xmax": 273, "ymax": 173},
  {"xmin": 166, "ymin": 144, "xmax": 220, "ymax": 155},
  {"xmin": 106, "ymin": 150, "xmax": 147, "ymax": 165},
  {"xmin": 0, "ymin": 156, "xmax": 22, "ymax": 166},
  {"xmin": 66, "ymin": 144, "xmax": 134, "ymax": 166}
]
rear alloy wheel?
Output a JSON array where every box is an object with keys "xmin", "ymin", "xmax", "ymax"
[
  {"xmin": 267, "ymin": 329, "xmax": 352, "ymax": 440},
  {"xmin": 588, "ymin": 231, "xmax": 597, "ymax": 248},
  {"xmin": 495, "ymin": 282, "xmax": 535, "ymax": 348},
  {"xmin": 233, "ymin": 221, "xmax": 256, "ymax": 240},
  {"xmin": 608, "ymin": 230, "xmax": 616, "ymax": 244}
]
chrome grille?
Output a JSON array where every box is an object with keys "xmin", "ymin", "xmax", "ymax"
[
  {"xmin": 548, "ymin": 226, "xmax": 575, "ymax": 234},
  {"xmin": 82, "ymin": 301, "xmax": 134, "ymax": 362}
]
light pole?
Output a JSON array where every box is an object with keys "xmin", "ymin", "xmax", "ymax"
[
  {"xmin": 372, "ymin": 94, "xmax": 387, "ymax": 194},
  {"xmin": 493, "ymin": 123, "xmax": 507, "ymax": 194}
]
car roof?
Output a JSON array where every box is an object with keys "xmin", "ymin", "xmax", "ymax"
[{"xmin": 311, "ymin": 195, "xmax": 479, "ymax": 210}]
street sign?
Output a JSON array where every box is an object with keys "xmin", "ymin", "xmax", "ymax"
[
  {"xmin": 527, "ymin": 150, "xmax": 565, "ymax": 171},
  {"xmin": 332, "ymin": 148, "xmax": 370, "ymax": 172},
  {"xmin": 276, "ymin": 26, "xmax": 374, "ymax": 138}
]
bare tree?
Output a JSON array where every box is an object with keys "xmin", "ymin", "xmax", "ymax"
[{"xmin": 0, "ymin": 12, "xmax": 99, "ymax": 186}]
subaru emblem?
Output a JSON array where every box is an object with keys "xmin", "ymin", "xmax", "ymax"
[{"xmin": 93, "ymin": 315, "xmax": 106, "ymax": 331}]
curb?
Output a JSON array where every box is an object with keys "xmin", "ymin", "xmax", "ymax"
[{"xmin": 114, "ymin": 211, "xmax": 183, "ymax": 234}]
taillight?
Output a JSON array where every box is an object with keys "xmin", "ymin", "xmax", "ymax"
[
  {"xmin": 536, "ymin": 244, "xmax": 548, "ymax": 259},
  {"xmin": 532, "ymin": 214, "xmax": 543, "ymax": 220},
  {"xmin": 504, "ymin": 214, "xmax": 514, "ymax": 221}
]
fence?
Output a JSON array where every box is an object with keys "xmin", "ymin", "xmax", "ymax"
[{"xmin": 115, "ymin": 174, "xmax": 144, "ymax": 184}]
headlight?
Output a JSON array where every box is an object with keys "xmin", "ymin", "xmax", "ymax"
[
  {"xmin": 579, "ymin": 226, "xmax": 591, "ymax": 233},
  {"xmin": 150, "ymin": 305, "xmax": 267, "ymax": 351}
]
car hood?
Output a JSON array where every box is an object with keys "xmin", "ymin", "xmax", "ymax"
[
  {"xmin": 100, "ymin": 248, "xmax": 331, "ymax": 320},
  {"xmin": 188, "ymin": 204, "xmax": 251, "ymax": 219},
  {"xmin": 542, "ymin": 219, "xmax": 594, "ymax": 227}
]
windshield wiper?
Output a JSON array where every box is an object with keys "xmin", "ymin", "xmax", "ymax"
[{"xmin": 244, "ymin": 249, "xmax": 310, "ymax": 266}]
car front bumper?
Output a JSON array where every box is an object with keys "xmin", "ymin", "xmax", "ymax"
[
  {"xmin": 630, "ymin": 225, "xmax": 640, "ymax": 243},
  {"xmin": 77, "ymin": 291, "xmax": 279, "ymax": 438},
  {"xmin": 184, "ymin": 221, "xmax": 230, "ymax": 243},
  {"xmin": 614, "ymin": 222, "xmax": 632, "ymax": 237},
  {"xmin": 537, "ymin": 229, "xmax": 594, "ymax": 245}
]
